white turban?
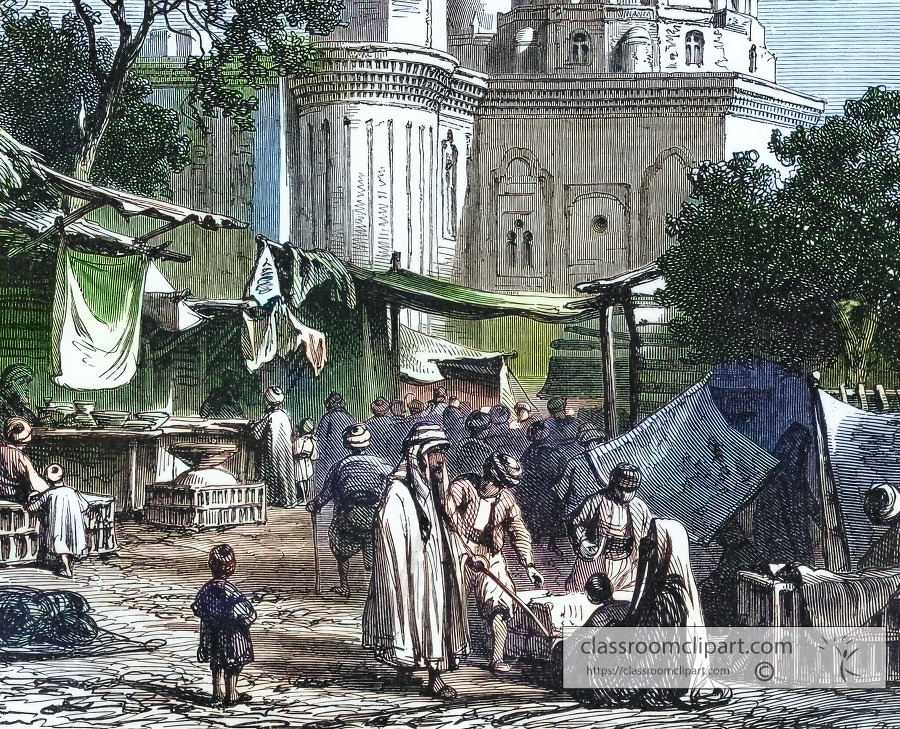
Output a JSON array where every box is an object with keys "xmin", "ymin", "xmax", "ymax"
[
  {"xmin": 343, "ymin": 423, "xmax": 371, "ymax": 450},
  {"xmin": 264, "ymin": 386, "xmax": 285, "ymax": 404}
]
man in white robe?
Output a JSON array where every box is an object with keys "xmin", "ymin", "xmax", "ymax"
[
  {"xmin": 362, "ymin": 424, "xmax": 469, "ymax": 699},
  {"xmin": 250, "ymin": 386, "xmax": 294, "ymax": 507}
]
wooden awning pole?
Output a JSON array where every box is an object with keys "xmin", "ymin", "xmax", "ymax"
[
  {"xmin": 622, "ymin": 298, "xmax": 640, "ymax": 429},
  {"xmin": 600, "ymin": 305, "xmax": 619, "ymax": 440}
]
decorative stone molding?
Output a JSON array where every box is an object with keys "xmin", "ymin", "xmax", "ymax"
[
  {"xmin": 479, "ymin": 72, "xmax": 823, "ymax": 125},
  {"xmin": 444, "ymin": 68, "xmax": 490, "ymax": 120},
  {"xmin": 289, "ymin": 43, "xmax": 460, "ymax": 112}
]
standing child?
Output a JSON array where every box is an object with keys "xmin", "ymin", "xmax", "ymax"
[
  {"xmin": 292, "ymin": 418, "xmax": 318, "ymax": 506},
  {"xmin": 192, "ymin": 544, "xmax": 257, "ymax": 708},
  {"xmin": 26, "ymin": 464, "xmax": 89, "ymax": 578}
]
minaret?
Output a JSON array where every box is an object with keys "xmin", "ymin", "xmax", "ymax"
[{"xmin": 285, "ymin": 0, "xmax": 487, "ymax": 334}]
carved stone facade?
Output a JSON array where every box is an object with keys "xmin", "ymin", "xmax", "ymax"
[
  {"xmin": 284, "ymin": 0, "xmax": 822, "ymax": 302},
  {"xmin": 459, "ymin": 72, "xmax": 823, "ymax": 293}
]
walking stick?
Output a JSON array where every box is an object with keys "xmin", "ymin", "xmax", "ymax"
[
  {"xmin": 462, "ymin": 549, "xmax": 553, "ymax": 638},
  {"xmin": 311, "ymin": 507, "xmax": 321, "ymax": 596}
]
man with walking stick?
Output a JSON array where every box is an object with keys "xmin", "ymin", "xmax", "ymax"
[
  {"xmin": 443, "ymin": 452, "xmax": 544, "ymax": 674},
  {"xmin": 307, "ymin": 424, "xmax": 391, "ymax": 597}
]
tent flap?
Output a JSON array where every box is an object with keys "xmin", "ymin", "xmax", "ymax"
[
  {"xmin": 399, "ymin": 325, "xmax": 511, "ymax": 384},
  {"xmin": 576, "ymin": 379, "xmax": 780, "ymax": 543},
  {"xmin": 350, "ymin": 265, "xmax": 600, "ymax": 323}
]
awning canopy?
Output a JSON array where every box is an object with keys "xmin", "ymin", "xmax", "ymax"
[
  {"xmin": 349, "ymin": 264, "xmax": 599, "ymax": 323},
  {"xmin": 400, "ymin": 325, "xmax": 513, "ymax": 384},
  {"xmin": 40, "ymin": 166, "xmax": 246, "ymax": 231},
  {"xmin": 2, "ymin": 204, "xmax": 136, "ymax": 249}
]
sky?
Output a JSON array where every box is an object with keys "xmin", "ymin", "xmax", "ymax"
[
  {"xmin": 758, "ymin": 0, "xmax": 900, "ymax": 113},
  {"xmin": 23, "ymin": 0, "xmax": 900, "ymax": 115}
]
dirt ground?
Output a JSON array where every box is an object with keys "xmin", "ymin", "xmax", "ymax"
[{"xmin": 1, "ymin": 508, "xmax": 898, "ymax": 729}]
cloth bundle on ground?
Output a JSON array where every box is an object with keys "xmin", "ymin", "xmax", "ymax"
[
  {"xmin": 0, "ymin": 587, "xmax": 97, "ymax": 648},
  {"xmin": 758, "ymin": 563, "xmax": 900, "ymax": 627}
]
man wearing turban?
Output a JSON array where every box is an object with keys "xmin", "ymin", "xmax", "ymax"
[
  {"xmin": 315, "ymin": 392, "xmax": 355, "ymax": 491},
  {"xmin": 250, "ymin": 386, "xmax": 294, "ymax": 507},
  {"xmin": 307, "ymin": 424, "xmax": 391, "ymax": 597},
  {"xmin": 444, "ymin": 452, "xmax": 543, "ymax": 673},
  {"xmin": 363, "ymin": 424, "xmax": 469, "ymax": 699}
]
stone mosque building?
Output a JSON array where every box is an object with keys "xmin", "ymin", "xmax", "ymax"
[
  {"xmin": 288, "ymin": 0, "xmax": 822, "ymax": 303},
  {"xmin": 143, "ymin": 0, "xmax": 824, "ymax": 396}
]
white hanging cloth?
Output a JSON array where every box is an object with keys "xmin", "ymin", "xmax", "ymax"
[{"xmin": 241, "ymin": 240, "xmax": 328, "ymax": 375}]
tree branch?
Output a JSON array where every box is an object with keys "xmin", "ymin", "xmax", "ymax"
[{"xmin": 71, "ymin": 0, "xmax": 103, "ymax": 81}]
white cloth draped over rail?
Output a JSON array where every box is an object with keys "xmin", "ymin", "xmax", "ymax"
[{"xmin": 241, "ymin": 240, "xmax": 328, "ymax": 375}]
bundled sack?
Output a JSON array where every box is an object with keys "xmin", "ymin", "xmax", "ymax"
[{"xmin": 0, "ymin": 587, "xmax": 97, "ymax": 648}]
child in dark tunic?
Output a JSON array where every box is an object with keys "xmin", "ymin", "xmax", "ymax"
[{"xmin": 192, "ymin": 544, "xmax": 256, "ymax": 707}]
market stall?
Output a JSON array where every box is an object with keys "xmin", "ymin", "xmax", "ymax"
[{"xmin": 25, "ymin": 417, "xmax": 255, "ymax": 514}]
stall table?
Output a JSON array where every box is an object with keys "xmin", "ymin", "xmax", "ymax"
[{"xmin": 26, "ymin": 419, "xmax": 255, "ymax": 515}]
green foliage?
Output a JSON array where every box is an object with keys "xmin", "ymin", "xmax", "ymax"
[
  {"xmin": 661, "ymin": 152, "xmax": 841, "ymax": 370},
  {"xmin": 186, "ymin": 0, "xmax": 344, "ymax": 131},
  {"xmin": 0, "ymin": 6, "xmax": 191, "ymax": 196},
  {"xmin": 661, "ymin": 87, "xmax": 900, "ymax": 382}
]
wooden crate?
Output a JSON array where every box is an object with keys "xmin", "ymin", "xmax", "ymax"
[
  {"xmin": 82, "ymin": 495, "xmax": 119, "ymax": 555},
  {"xmin": 0, "ymin": 501, "xmax": 40, "ymax": 566},
  {"xmin": 736, "ymin": 570, "xmax": 798, "ymax": 628},
  {"xmin": 143, "ymin": 482, "xmax": 266, "ymax": 530}
]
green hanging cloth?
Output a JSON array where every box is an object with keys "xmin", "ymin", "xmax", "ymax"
[{"xmin": 51, "ymin": 246, "xmax": 150, "ymax": 390}]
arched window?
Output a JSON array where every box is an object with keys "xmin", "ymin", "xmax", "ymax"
[
  {"xmin": 749, "ymin": 44, "xmax": 757, "ymax": 73},
  {"xmin": 685, "ymin": 31, "xmax": 704, "ymax": 66},
  {"xmin": 570, "ymin": 31, "xmax": 592, "ymax": 65}
]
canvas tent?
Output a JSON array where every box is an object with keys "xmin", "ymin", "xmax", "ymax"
[
  {"xmin": 398, "ymin": 325, "xmax": 516, "ymax": 409},
  {"xmin": 563, "ymin": 358, "xmax": 900, "ymax": 624}
]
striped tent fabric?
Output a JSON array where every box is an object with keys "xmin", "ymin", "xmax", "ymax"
[
  {"xmin": 819, "ymin": 392, "xmax": 900, "ymax": 565},
  {"xmin": 580, "ymin": 379, "xmax": 780, "ymax": 543}
]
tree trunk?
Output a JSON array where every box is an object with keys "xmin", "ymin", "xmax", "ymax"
[
  {"xmin": 833, "ymin": 301, "xmax": 878, "ymax": 386},
  {"xmin": 74, "ymin": 133, "xmax": 103, "ymax": 183}
]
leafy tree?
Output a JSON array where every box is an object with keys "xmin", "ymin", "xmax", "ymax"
[
  {"xmin": 661, "ymin": 152, "xmax": 841, "ymax": 371},
  {"xmin": 0, "ymin": 0, "xmax": 342, "ymax": 188},
  {"xmin": 662, "ymin": 87, "xmax": 900, "ymax": 384},
  {"xmin": 772, "ymin": 86, "xmax": 900, "ymax": 384},
  {"xmin": 0, "ymin": 7, "xmax": 190, "ymax": 196}
]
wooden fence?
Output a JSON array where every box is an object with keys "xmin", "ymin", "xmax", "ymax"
[{"xmin": 827, "ymin": 383, "xmax": 900, "ymax": 413}]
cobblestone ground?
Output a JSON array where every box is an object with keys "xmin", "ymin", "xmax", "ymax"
[{"xmin": 1, "ymin": 509, "xmax": 899, "ymax": 729}]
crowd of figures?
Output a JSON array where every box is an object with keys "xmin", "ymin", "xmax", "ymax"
[{"xmin": 249, "ymin": 386, "xmax": 731, "ymax": 709}]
